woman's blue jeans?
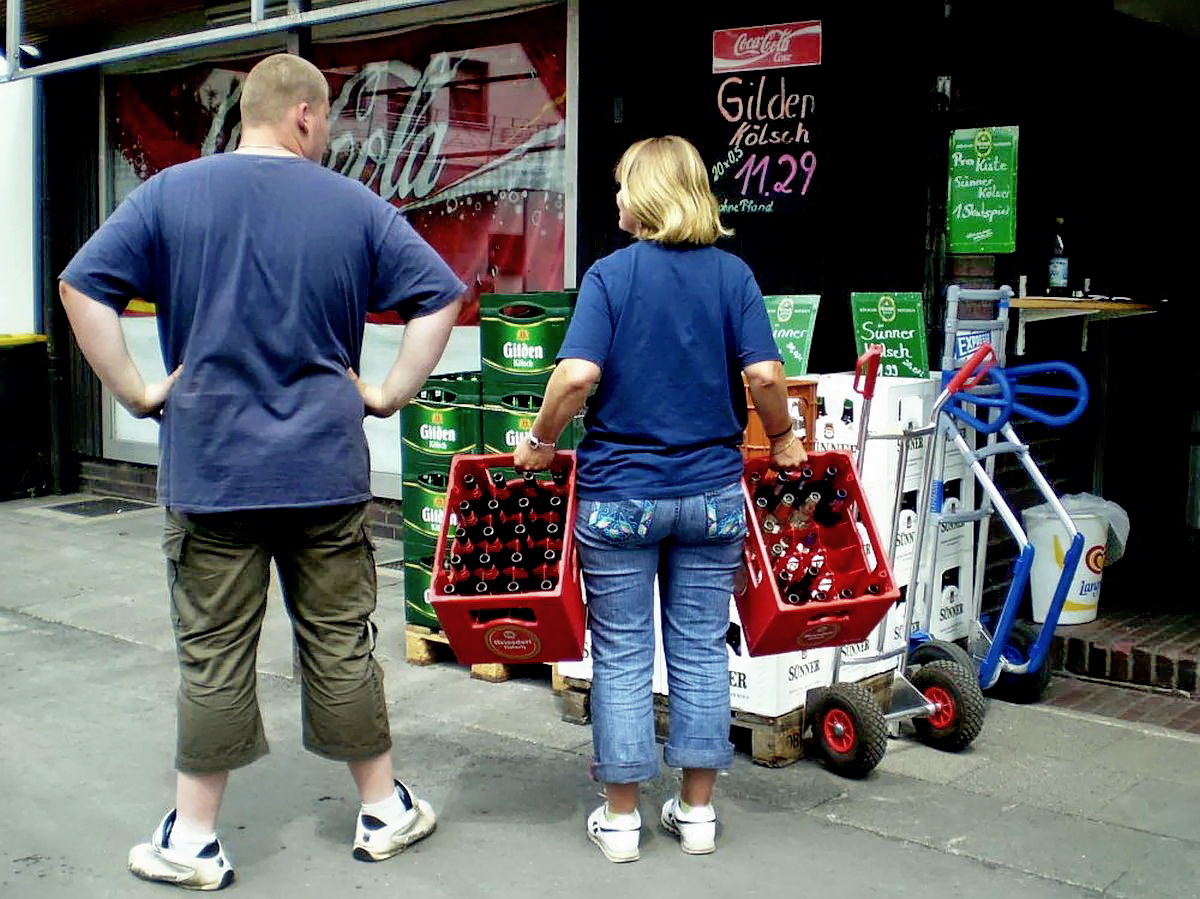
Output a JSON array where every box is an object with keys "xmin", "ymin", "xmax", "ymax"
[{"xmin": 574, "ymin": 480, "xmax": 747, "ymax": 784}]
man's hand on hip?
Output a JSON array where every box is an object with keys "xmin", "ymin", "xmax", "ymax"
[
  {"xmin": 348, "ymin": 369, "xmax": 396, "ymax": 418},
  {"xmin": 132, "ymin": 365, "xmax": 184, "ymax": 420}
]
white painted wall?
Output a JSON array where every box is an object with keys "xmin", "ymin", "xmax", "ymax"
[{"xmin": 0, "ymin": 78, "xmax": 37, "ymax": 335}]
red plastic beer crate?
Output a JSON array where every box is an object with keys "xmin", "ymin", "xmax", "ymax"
[
  {"xmin": 430, "ymin": 452, "xmax": 585, "ymax": 665},
  {"xmin": 734, "ymin": 451, "xmax": 899, "ymax": 655}
]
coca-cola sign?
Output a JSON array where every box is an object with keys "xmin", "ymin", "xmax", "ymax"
[{"xmin": 712, "ymin": 21, "xmax": 822, "ymax": 74}]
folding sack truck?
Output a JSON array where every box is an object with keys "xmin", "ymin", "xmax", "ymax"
[
  {"xmin": 846, "ymin": 286, "xmax": 1090, "ymax": 729},
  {"xmin": 817, "ymin": 346, "xmax": 988, "ymax": 770}
]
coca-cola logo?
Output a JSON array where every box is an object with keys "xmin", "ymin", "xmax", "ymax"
[
  {"xmin": 713, "ymin": 20, "xmax": 821, "ymax": 74},
  {"xmin": 733, "ymin": 28, "xmax": 798, "ymax": 59}
]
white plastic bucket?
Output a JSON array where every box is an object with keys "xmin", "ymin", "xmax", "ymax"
[{"xmin": 1025, "ymin": 510, "xmax": 1107, "ymax": 625}]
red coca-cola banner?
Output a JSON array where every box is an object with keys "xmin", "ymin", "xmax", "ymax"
[
  {"xmin": 106, "ymin": 3, "xmax": 567, "ymax": 325},
  {"xmin": 712, "ymin": 20, "xmax": 822, "ymax": 74}
]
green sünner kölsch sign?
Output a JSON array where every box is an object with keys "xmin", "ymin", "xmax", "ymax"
[
  {"xmin": 947, "ymin": 126, "xmax": 1018, "ymax": 254},
  {"xmin": 850, "ymin": 292, "xmax": 929, "ymax": 379},
  {"xmin": 764, "ymin": 294, "xmax": 820, "ymax": 376}
]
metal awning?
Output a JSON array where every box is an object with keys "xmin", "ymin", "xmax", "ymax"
[
  {"xmin": 1, "ymin": 0, "xmax": 207, "ymax": 50},
  {"xmin": 1, "ymin": 0, "xmax": 469, "ymax": 80}
]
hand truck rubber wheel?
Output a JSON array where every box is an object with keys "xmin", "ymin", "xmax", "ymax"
[
  {"xmin": 809, "ymin": 682, "xmax": 887, "ymax": 779},
  {"xmin": 910, "ymin": 659, "xmax": 985, "ymax": 752},
  {"xmin": 906, "ymin": 638, "xmax": 975, "ymax": 676},
  {"xmin": 983, "ymin": 619, "xmax": 1052, "ymax": 704}
]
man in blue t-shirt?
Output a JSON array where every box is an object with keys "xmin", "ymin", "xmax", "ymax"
[{"xmin": 60, "ymin": 54, "xmax": 464, "ymax": 890}]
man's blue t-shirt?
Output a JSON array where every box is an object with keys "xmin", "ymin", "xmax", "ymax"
[
  {"xmin": 558, "ymin": 240, "xmax": 780, "ymax": 500},
  {"xmin": 61, "ymin": 154, "xmax": 465, "ymax": 513}
]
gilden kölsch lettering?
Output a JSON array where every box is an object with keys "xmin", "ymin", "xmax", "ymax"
[{"xmin": 717, "ymin": 76, "xmax": 814, "ymax": 147}]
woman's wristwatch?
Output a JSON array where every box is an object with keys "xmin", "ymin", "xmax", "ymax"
[{"xmin": 526, "ymin": 432, "xmax": 556, "ymax": 450}]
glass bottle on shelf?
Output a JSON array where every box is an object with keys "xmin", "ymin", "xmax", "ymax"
[{"xmin": 1047, "ymin": 216, "xmax": 1069, "ymax": 296}]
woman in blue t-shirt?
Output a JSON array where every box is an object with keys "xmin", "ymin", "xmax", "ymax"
[{"xmin": 514, "ymin": 135, "xmax": 805, "ymax": 862}]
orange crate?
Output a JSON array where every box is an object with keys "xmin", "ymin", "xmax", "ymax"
[
  {"xmin": 742, "ymin": 376, "xmax": 817, "ymax": 458},
  {"xmin": 430, "ymin": 452, "xmax": 586, "ymax": 665},
  {"xmin": 733, "ymin": 451, "xmax": 898, "ymax": 655}
]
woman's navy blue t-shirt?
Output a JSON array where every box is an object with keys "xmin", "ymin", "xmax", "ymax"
[{"xmin": 557, "ymin": 240, "xmax": 780, "ymax": 500}]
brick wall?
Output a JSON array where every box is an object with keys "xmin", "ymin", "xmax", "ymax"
[
  {"xmin": 75, "ymin": 457, "xmax": 405, "ymax": 541},
  {"xmin": 367, "ymin": 496, "xmax": 404, "ymax": 541},
  {"xmin": 78, "ymin": 458, "xmax": 157, "ymax": 503}
]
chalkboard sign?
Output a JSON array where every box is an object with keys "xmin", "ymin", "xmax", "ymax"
[
  {"xmin": 947, "ymin": 126, "xmax": 1018, "ymax": 254},
  {"xmin": 764, "ymin": 294, "xmax": 820, "ymax": 375},
  {"xmin": 709, "ymin": 21, "xmax": 821, "ymax": 216},
  {"xmin": 850, "ymin": 292, "xmax": 929, "ymax": 379}
]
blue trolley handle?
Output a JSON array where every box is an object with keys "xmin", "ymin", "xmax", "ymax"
[
  {"xmin": 942, "ymin": 357, "xmax": 1014, "ymax": 434},
  {"xmin": 1004, "ymin": 362, "xmax": 1089, "ymax": 427}
]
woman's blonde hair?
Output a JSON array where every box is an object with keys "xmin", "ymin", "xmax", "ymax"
[{"xmin": 615, "ymin": 136, "xmax": 733, "ymax": 246}]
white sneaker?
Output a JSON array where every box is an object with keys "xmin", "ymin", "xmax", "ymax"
[
  {"xmin": 128, "ymin": 809, "xmax": 235, "ymax": 891},
  {"xmin": 352, "ymin": 780, "xmax": 437, "ymax": 862},
  {"xmin": 660, "ymin": 796, "xmax": 717, "ymax": 855},
  {"xmin": 586, "ymin": 804, "xmax": 641, "ymax": 863}
]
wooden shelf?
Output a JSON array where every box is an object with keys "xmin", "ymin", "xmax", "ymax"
[{"xmin": 1008, "ymin": 297, "xmax": 1158, "ymax": 354}]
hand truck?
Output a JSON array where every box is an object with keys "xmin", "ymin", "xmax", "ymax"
[
  {"xmin": 846, "ymin": 286, "xmax": 1089, "ymax": 718},
  {"xmin": 815, "ymin": 345, "xmax": 987, "ymax": 764}
]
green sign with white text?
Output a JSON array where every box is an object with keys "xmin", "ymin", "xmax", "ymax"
[
  {"xmin": 764, "ymin": 294, "xmax": 820, "ymax": 376},
  {"xmin": 851, "ymin": 292, "xmax": 928, "ymax": 379},
  {"xmin": 947, "ymin": 126, "xmax": 1018, "ymax": 254}
]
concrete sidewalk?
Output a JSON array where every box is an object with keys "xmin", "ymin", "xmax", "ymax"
[{"xmin": 2, "ymin": 493, "xmax": 1198, "ymax": 898}]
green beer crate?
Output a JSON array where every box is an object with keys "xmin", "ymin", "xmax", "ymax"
[
  {"xmin": 481, "ymin": 388, "xmax": 584, "ymax": 454},
  {"xmin": 403, "ymin": 555, "xmax": 441, "ymax": 630},
  {"xmin": 400, "ymin": 373, "xmax": 483, "ymax": 478},
  {"xmin": 480, "ymin": 293, "xmax": 570, "ymax": 396},
  {"xmin": 401, "ymin": 469, "xmax": 451, "ymax": 552},
  {"xmin": 481, "ymin": 389, "xmax": 543, "ymax": 455},
  {"xmin": 402, "ymin": 525, "xmax": 438, "ymax": 560}
]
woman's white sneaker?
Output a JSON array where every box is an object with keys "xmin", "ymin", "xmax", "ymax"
[
  {"xmin": 660, "ymin": 797, "xmax": 717, "ymax": 855},
  {"xmin": 586, "ymin": 804, "xmax": 641, "ymax": 863},
  {"xmin": 127, "ymin": 809, "xmax": 235, "ymax": 891}
]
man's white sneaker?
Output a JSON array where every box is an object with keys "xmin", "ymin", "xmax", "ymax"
[
  {"xmin": 660, "ymin": 796, "xmax": 717, "ymax": 855},
  {"xmin": 352, "ymin": 780, "xmax": 437, "ymax": 862},
  {"xmin": 586, "ymin": 804, "xmax": 641, "ymax": 863},
  {"xmin": 128, "ymin": 809, "xmax": 235, "ymax": 891}
]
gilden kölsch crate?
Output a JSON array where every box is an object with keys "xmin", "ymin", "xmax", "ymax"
[
  {"xmin": 430, "ymin": 452, "xmax": 585, "ymax": 665},
  {"xmin": 734, "ymin": 451, "xmax": 899, "ymax": 655}
]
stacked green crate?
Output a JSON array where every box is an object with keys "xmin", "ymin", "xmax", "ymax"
[
  {"xmin": 399, "ymin": 372, "xmax": 482, "ymax": 628},
  {"xmin": 403, "ymin": 556, "xmax": 439, "ymax": 631},
  {"xmin": 400, "ymin": 373, "xmax": 482, "ymax": 478},
  {"xmin": 479, "ymin": 291, "xmax": 583, "ymax": 450}
]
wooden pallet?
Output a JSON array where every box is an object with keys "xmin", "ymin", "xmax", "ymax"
[
  {"xmin": 549, "ymin": 666, "xmax": 808, "ymax": 768},
  {"xmin": 404, "ymin": 624, "xmax": 549, "ymax": 684}
]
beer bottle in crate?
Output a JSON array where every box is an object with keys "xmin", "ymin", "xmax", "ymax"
[
  {"xmin": 530, "ymin": 524, "xmax": 563, "ymax": 556},
  {"xmin": 461, "ymin": 472, "xmax": 485, "ymax": 502},
  {"xmin": 443, "ymin": 557, "xmax": 473, "ymax": 594},
  {"xmin": 532, "ymin": 562, "xmax": 557, "ymax": 591},
  {"xmin": 816, "ymin": 488, "xmax": 850, "ymax": 528},
  {"xmin": 489, "ymin": 470, "xmax": 513, "ymax": 501},
  {"xmin": 788, "ymin": 491, "xmax": 822, "ymax": 530},
  {"xmin": 473, "ymin": 560, "xmax": 501, "ymax": 592},
  {"xmin": 451, "ymin": 531, "xmax": 478, "ymax": 562},
  {"xmin": 480, "ymin": 532, "xmax": 503, "ymax": 556}
]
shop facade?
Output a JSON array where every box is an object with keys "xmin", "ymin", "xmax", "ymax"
[{"xmin": 4, "ymin": 0, "xmax": 1198, "ymax": 623}]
